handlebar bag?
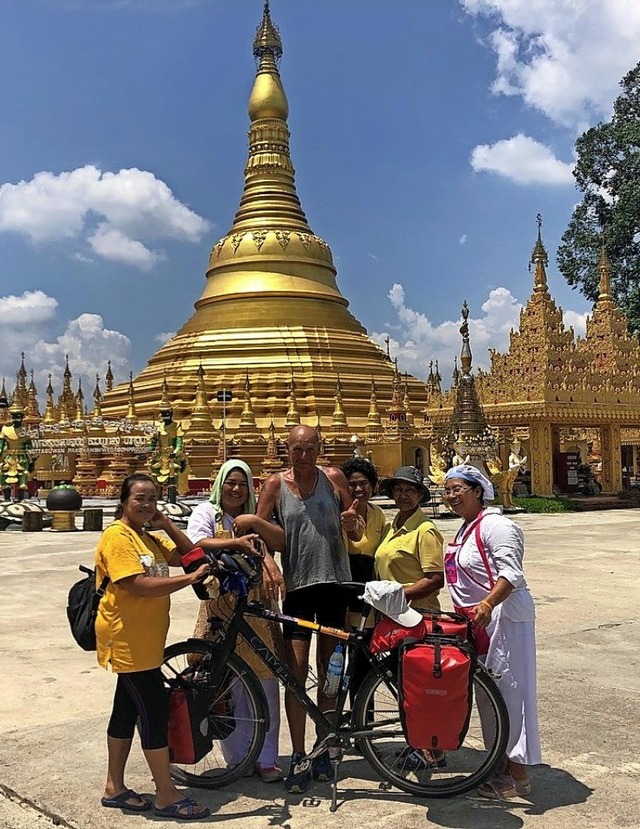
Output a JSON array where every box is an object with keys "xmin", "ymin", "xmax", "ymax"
[
  {"xmin": 398, "ymin": 637, "xmax": 475, "ymax": 751},
  {"xmin": 420, "ymin": 611, "xmax": 471, "ymax": 642}
]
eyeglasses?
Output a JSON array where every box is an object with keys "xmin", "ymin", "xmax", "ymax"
[{"xmin": 443, "ymin": 486, "xmax": 472, "ymax": 497}]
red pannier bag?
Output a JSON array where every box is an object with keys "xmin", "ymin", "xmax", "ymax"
[
  {"xmin": 370, "ymin": 616, "xmax": 427, "ymax": 654},
  {"xmin": 420, "ymin": 610, "xmax": 471, "ymax": 642},
  {"xmin": 167, "ymin": 680, "xmax": 214, "ymax": 764},
  {"xmin": 398, "ymin": 637, "xmax": 475, "ymax": 751}
]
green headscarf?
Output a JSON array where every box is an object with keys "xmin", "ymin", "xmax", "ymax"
[{"xmin": 209, "ymin": 458, "xmax": 257, "ymax": 524}]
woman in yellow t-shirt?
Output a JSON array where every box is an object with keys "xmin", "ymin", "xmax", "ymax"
[
  {"xmin": 340, "ymin": 458, "xmax": 388, "ymax": 701},
  {"xmin": 375, "ymin": 466, "xmax": 444, "ymax": 612},
  {"xmin": 95, "ymin": 473, "xmax": 210, "ymax": 820}
]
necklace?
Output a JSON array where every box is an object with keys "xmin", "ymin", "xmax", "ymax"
[{"xmin": 294, "ymin": 469, "xmax": 318, "ymax": 499}]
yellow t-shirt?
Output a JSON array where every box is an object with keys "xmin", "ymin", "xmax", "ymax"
[
  {"xmin": 374, "ymin": 508, "xmax": 444, "ymax": 612},
  {"xmin": 95, "ymin": 521, "xmax": 175, "ymax": 673},
  {"xmin": 347, "ymin": 502, "xmax": 388, "ymax": 556}
]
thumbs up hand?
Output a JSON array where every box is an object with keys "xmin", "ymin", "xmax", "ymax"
[{"xmin": 340, "ymin": 499, "xmax": 363, "ymax": 536}]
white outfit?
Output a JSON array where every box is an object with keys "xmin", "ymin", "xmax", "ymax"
[
  {"xmin": 445, "ymin": 507, "xmax": 541, "ymax": 766},
  {"xmin": 186, "ymin": 502, "xmax": 281, "ymax": 769}
]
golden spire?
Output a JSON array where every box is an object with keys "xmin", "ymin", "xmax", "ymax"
[
  {"xmin": 159, "ymin": 373, "xmax": 171, "ymax": 410},
  {"xmin": 452, "ymin": 355, "xmax": 460, "ymax": 389},
  {"xmin": 26, "ymin": 370, "xmax": 41, "ymax": 421},
  {"xmin": 93, "ymin": 374, "xmax": 103, "ymax": 418},
  {"xmin": 75, "ymin": 379, "xmax": 85, "ymax": 422},
  {"xmin": 239, "ymin": 369, "xmax": 257, "ymax": 427},
  {"xmin": 43, "ymin": 375, "xmax": 57, "ymax": 424},
  {"xmin": 331, "ymin": 373, "xmax": 347, "ymax": 427},
  {"xmin": 126, "ymin": 372, "xmax": 138, "ymax": 423},
  {"xmin": 530, "ymin": 213, "xmax": 548, "ymax": 292},
  {"xmin": 390, "ymin": 358, "xmax": 402, "ymax": 408},
  {"xmin": 403, "ymin": 372, "xmax": 414, "ymax": 425},
  {"xmin": 105, "ymin": 360, "xmax": 114, "ymax": 392},
  {"xmin": 460, "ymin": 301, "xmax": 472, "ymax": 376},
  {"xmin": 598, "ymin": 243, "xmax": 613, "ymax": 303},
  {"xmin": 367, "ymin": 376, "xmax": 381, "ymax": 426},
  {"xmin": 285, "ymin": 371, "xmax": 301, "ymax": 428}
]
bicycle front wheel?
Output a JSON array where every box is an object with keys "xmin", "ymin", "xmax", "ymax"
[
  {"xmin": 162, "ymin": 640, "xmax": 268, "ymax": 788},
  {"xmin": 353, "ymin": 662, "xmax": 509, "ymax": 798}
]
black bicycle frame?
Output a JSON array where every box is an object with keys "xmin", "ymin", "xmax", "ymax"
[{"xmin": 192, "ymin": 595, "xmax": 392, "ymax": 741}]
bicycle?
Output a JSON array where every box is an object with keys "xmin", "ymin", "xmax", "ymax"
[{"xmin": 161, "ymin": 553, "xmax": 510, "ymax": 810}]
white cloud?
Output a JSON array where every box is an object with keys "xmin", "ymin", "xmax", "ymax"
[
  {"xmin": 0, "ymin": 165, "xmax": 210, "ymax": 270},
  {"xmin": 29, "ymin": 313, "xmax": 132, "ymax": 395},
  {"xmin": 0, "ymin": 290, "xmax": 58, "ymax": 325},
  {"xmin": 88, "ymin": 225, "xmax": 164, "ymax": 271},
  {"xmin": 563, "ymin": 309, "xmax": 588, "ymax": 338},
  {"xmin": 459, "ymin": 234, "xmax": 467, "ymax": 245},
  {"xmin": 155, "ymin": 331, "xmax": 176, "ymax": 344},
  {"xmin": 460, "ymin": 0, "xmax": 640, "ymax": 130},
  {"xmin": 471, "ymin": 134, "xmax": 574, "ymax": 185},
  {"xmin": 371, "ymin": 283, "xmax": 523, "ymax": 381}
]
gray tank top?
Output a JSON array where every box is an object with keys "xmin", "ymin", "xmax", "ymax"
[{"xmin": 279, "ymin": 469, "xmax": 351, "ymax": 592}]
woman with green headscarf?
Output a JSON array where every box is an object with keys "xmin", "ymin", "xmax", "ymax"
[{"xmin": 187, "ymin": 459, "xmax": 285, "ymax": 782}]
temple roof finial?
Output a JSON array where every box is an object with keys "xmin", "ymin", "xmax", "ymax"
[
  {"xmin": 530, "ymin": 212, "xmax": 548, "ymax": 291},
  {"xmin": 253, "ymin": 0, "xmax": 283, "ymax": 62},
  {"xmin": 598, "ymin": 242, "xmax": 613, "ymax": 302}
]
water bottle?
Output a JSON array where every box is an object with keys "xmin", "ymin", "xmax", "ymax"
[{"xmin": 324, "ymin": 645, "xmax": 344, "ymax": 697}]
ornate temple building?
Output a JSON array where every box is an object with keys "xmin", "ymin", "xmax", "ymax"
[{"xmin": 4, "ymin": 10, "xmax": 640, "ymax": 499}]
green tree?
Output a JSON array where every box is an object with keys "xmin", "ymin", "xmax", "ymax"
[{"xmin": 557, "ymin": 62, "xmax": 640, "ymax": 333}]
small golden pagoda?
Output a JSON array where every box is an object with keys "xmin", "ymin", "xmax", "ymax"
[{"xmin": 99, "ymin": 2, "xmax": 427, "ymax": 477}]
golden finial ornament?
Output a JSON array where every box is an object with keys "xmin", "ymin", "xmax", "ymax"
[
  {"xmin": 530, "ymin": 213, "xmax": 549, "ymax": 292},
  {"xmin": 43, "ymin": 374, "xmax": 57, "ymax": 424},
  {"xmin": 331, "ymin": 373, "xmax": 347, "ymax": 428},
  {"xmin": 598, "ymin": 243, "xmax": 613, "ymax": 302},
  {"xmin": 159, "ymin": 373, "xmax": 171, "ymax": 411},
  {"xmin": 126, "ymin": 372, "xmax": 137, "ymax": 423},
  {"xmin": 105, "ymin": 360, "xmax": 114, "ymax": 392},
  {"xmin": 285, "ymin": 371, "xmax": 300, "ymax": 428}
]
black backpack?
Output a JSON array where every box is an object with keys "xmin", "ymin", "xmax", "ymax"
[{"xmin": 67, "ymin": 565, "xmax": 109, "ymax": 651}]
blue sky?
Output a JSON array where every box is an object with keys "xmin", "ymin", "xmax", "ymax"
[{"xmin": 1, "ymin": 0, "xmax": 639, "ymax": 399}]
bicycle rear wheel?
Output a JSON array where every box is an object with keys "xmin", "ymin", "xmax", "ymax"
[
  {"xmin": 352, "ymin": 661, "xmax": 509, "ymax": 798},
  {"xmin": 162, "ymin": 640, "xmax": 268, "ymax": 788}
]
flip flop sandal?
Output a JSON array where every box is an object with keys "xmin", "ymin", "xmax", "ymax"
[
  {"xmin": 154, "ymin": 797, "xmax": 211, "ymax": 821},
  {"xmin": 511, "ymin": 778, "xmax": 532, "ymax": 796},
  {"xmin": 477, "ymin": 776, "xmax": 519, "ymax": 800},
  {"xmin": 101, "ymin": 789, "xmax": 152, "ymax": 812}
]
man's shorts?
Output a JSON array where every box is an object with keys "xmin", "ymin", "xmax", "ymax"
[{"xmin": 282, "ymin": 583, "xmax": 349, "ymax": 641}]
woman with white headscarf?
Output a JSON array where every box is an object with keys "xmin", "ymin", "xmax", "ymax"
[
  {"xmin": 187, "ymin": 459, "xmax": 285, "ymax": 782},
  {"xmin": 443, "ymin": 464, "xmax": 541, "ymax": 800}
]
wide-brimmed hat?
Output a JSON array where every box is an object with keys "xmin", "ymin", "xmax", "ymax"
[{"xmin": 380, "ymin": 465, "xmax": 430, "ymax": 502}]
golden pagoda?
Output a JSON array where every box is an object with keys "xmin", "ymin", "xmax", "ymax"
[{"xmin": 99, "ymin": 2, "xmax": 426, "ymax": 477}]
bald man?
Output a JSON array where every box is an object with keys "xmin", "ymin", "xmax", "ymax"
[{"xmin": 257, "ymin": 425, "xmax": 362, "ymax": 792}]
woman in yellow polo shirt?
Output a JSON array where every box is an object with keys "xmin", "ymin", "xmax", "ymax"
[
  {"xmin": 375, "ymin": 465, "xmax": 444, "ymax": 613},
  {"xmin": 375, "ymin": 465, "xmax": 445, "ymax": 770},
  {"xmin": 95, "ymin": 473, "xmax": 210, "ymax": 821}
]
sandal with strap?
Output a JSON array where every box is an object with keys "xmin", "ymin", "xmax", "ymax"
[
  {"xmin": 477, "ymin": 775, "xmax": 519, "ymax": 800},
  {"xmin": 154, "ymin": 797, "xmax": 211, "ymax": 821},
  {"xmin": 101, "ymin": 789, "xmax": 152, "ymax": 812}
]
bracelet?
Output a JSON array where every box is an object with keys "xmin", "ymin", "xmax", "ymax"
[{"xmin": 480, "ymin": 599, "xmax": 494, "ymax": 612}]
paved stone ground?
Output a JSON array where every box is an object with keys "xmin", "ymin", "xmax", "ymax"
[{"xmin": 0, "ymin": 508, "xmax": 639, "ymax": 828}]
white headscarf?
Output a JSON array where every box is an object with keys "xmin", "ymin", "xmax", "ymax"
[{"xmin": 445, "ymin": 464, "xmax": 495, "ymax": 500}]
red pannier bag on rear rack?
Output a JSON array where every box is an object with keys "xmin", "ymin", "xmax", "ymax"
[
  {"xmin": 420, "ymin": 610, "xmax": 471, "ymax": 642},
  {"xmin": 167, "ymin": 678, "xmax": 215, "ymax": 765},
  {"xmin": 398, "ymin": 636, "xmax": 476, "ymax": 751},
  {"xmin": 370, "ymin": 610, "xmax": 471, "ymax": 655}
]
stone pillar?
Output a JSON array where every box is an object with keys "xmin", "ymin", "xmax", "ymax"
[
  {"xmin": 529, "ymin": 421, "xmax": 554, "ymax": 496},
  {"xmin": 632, "ymin": 444, "xmax": 638, "ymax": 480},
  {"xmin": 600, "ymin": 424, "xmax": 622, "ymax": 494}
]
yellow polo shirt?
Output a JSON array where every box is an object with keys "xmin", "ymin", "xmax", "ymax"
[
  {"xmin": 95, "ymin": 521, "xmax": 175, "ymax": 673},
  {"xmin": 347, "ymin": 503, "xmax": 388, "ymax": 556},
  {"xmin": 374, "ymin": 508, "xmax": 444, "ymax": 612}
]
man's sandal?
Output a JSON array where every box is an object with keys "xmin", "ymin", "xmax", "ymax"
[{"xmin": 477, "ymin": 775, "xmax": 519, "ymax": 800}]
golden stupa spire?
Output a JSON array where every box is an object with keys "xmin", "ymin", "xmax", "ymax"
[
  {"xmin": 367, "ymin": 376, "xmax": 381, "ymax": 425},
  {"xmin": 105, "ymin": 360, "xmax": 114, "ymax": 392},
  {"xmin": 285, "ymin": 371, "xmax": 300, "ymax": 428},
  {"xmin": 403, "ymin": 372, "xmax": 414, "ymax": 425},
  {"xmin": 126, "ymin": 372, "xmax": 138, "ymax": 423},
  {"xmin": 452, "ymin": 355, "xmax": 460, "ymax": 389},
  {"xmin": 239, "ymin": 369, "xmax": 258, "ymax": 427},
  {"xmin": 26, "ymin": 370, "xmax": 41, "ymax": 421},
  {"xmin": 93, "ymin": 374, "xmax": 103, "ymax": 418},
  {"xmin": 460, "ymin": 301, "xmax": 472, "ymax": 375},
  {"xmin": 159, "ymin": 373, "xmax": 171, "ymax": 410},
  {"xmin": 75, "ymin": 378, "xmax": 85, "ymax": 421},
  {"xmin": 530, "ymin": 213, "xmax": 548, "ymax": 292},
  {"xmin": 598, "ymin": 243, "xmax": 613, "ymax": 303},
  {"xmin": 43, "ymin": 374, "xmax": 57, "ymax": 424},
  {"xmin": 331, "ymin": 373, "xmax": 347, "ymax": 427}
]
